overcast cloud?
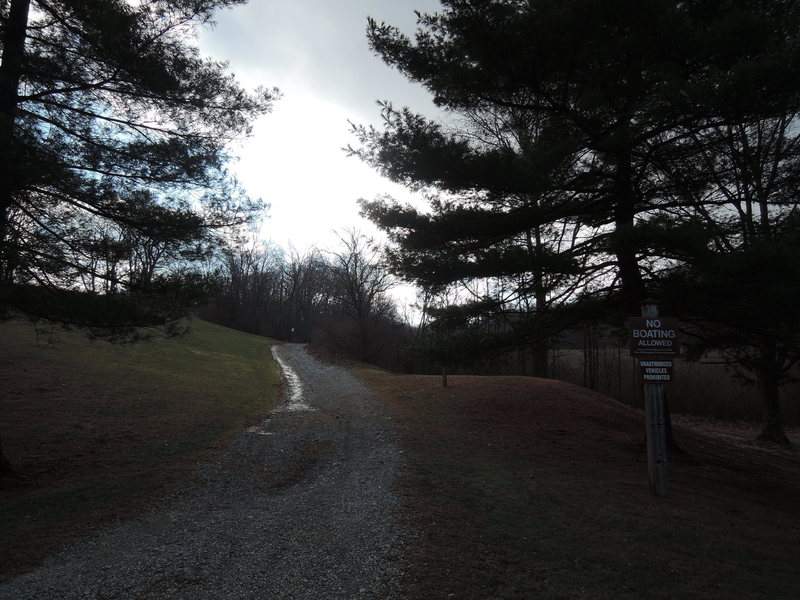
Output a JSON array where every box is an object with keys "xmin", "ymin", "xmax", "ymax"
[
  {"xmin": 201, "ymin": 0, "xmax": 442, "ymax": 118},
  {"xmin": 196, "ymin": 1, "xmax": 444, "ymax": 261}
]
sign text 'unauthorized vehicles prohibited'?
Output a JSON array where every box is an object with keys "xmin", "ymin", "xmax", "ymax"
[
  {"xmin": 639, "ymin": 359, "xmax": 674, "ymax": 383},
  {"xmin": 627, "ymin": 317, "xmax": 680, "ymax": 357}
]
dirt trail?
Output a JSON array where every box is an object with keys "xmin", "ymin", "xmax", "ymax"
[{"xmin": 1, "ymin": 344, "xmax": 410, "ymax": 600}]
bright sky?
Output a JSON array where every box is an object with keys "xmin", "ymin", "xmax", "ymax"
[{"xmin": 196, "ymin": 0, "xmax": 444, "ymax": 255}]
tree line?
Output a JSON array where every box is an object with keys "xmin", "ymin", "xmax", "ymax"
[
  {"xmin": 349, "ymin": 0, "xmax": 800, "ymax": 444},
  {"xmin": 199, "ymin": 230, "xmax": 409, "ymax": 368}
]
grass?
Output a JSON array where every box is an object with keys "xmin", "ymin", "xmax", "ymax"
[
  {"xmin": 0, "ymin": 317, "xmax": 281, "ymax": 579},
  {"xmin": 4, "ymin": 324, "xmax": 799, "ymax": 597},
  {"xmin": 359, "ymin": 369, "xmax": 800, "ymax": 600}
]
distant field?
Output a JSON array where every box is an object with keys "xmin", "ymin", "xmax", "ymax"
[
  {"xmin": 360, "ymin": 369, "xmax": 800, "ymax": 600},
  {"xmin": 0, "ymin": 318, "xmax": 281, "ymax": 579},
  {"xmin": 480, "ymin": 346, "xmax": 800, "ymax": 425},
  {"xmin": 550, "ymin": 347, "xmax": 800, "ymax": 424}
]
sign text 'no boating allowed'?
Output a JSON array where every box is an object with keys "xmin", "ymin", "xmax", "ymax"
[{"xmin": 627, "ymin": 317, "xmax": 680, "ymax": 358}]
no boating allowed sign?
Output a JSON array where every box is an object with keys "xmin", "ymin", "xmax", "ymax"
[
  {"xmin": 627, "ymin": 317, "xmax": 680, "ymax": 383},
  {"xmin": 627, "ymin": 317, "xmax": 680, "ymax": 357}
]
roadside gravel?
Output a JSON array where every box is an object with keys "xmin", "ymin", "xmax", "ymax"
[{"xmin": 1, "ymin": 344, "xmax": 412, "ymax": 599}]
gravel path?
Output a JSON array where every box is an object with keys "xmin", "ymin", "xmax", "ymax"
[{"xmin": 1, "ymin": 344, "xmax": 412, "ymax": 599}]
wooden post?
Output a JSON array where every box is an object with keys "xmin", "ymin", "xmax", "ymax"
[
  {"xmin": 442, "ymin": 365, "xmax": 448, "ymax": 388},
  {"xmin": 641, "ymin": 302, "xmax": 668, "ymax": 497}
]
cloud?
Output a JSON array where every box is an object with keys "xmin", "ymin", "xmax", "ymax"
[
  {"xmin": 230, "ymin": 92, "xmax": 420, "ymax": 250},
  {"xmin": 200, "ymin": 0, "xmax": 443, "ymax": 123},
  {"xmin": 197, "ymin": 1, "xmax": 445, "ymax": 257}
]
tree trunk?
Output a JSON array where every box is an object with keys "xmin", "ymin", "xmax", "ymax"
[
  {"xmin": 0, "ymin": 0, "xmax": 30, "ymax": 471},
  {"xmin": 756, "ymin": 352, "xmax": 791, "ymax": 444},
  {"xmin": 613, "ymin": 150, "xmax": 645, "ymax": 314},
  {"xmin": 0, "ymin": 0, "xmax": 31, "ymax": 283},
  {"xmin": 0, "ymin": 0, "xmax": 29, "ymax": 149},
  {"xmin": 0, "ymin": 434, "xmax": 16, "ymax": 477},
  {"xmin": 528, "ymin": 224, "xmax": 549, "ymax": 378},
  {"xmin": 532, "ymin": 343, "xmax": 549, "ymax": 378},
  {"xmin": 583, "ymin": 323, "xmax": 598, "ymax": 390}
]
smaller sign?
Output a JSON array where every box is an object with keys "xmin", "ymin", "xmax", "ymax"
[
  {"xmin": 627, "ymin": 317, "xmax": 680, "ymax": 357},
  {"xmin": 639, "ymin": 359, "xmax": 674, "ymax": 383}
]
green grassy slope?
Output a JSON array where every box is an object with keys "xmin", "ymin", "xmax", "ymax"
[{"xmin": 0, "ymin": 318, "xmax": 281, "ymax": 578}]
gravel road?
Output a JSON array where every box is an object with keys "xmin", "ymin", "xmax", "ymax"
[{"xmin": 1, "ymin": 344, "xmax": 412, "ymax": 599}]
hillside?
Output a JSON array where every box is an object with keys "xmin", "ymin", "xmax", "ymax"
[
  {"xmin": 3, "ymin": 317, "xmax": 799, "ymax": 597},
  {"xmin": 0, "ymin": 318, "xmax": 281, "ymax": 579},
  {"xmin": 359, "ymin": 370, "xmax": 800, "ymax": 599}
]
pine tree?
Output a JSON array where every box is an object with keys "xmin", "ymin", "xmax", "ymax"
[
  {"xmin": 354, "ymin": 0, "xmax": 800, "ymax": 440},
  {"xmin": 0, "ymin": 0, "xmax": 274, "ymax": 475},
  {"xmin": 359, "ymin": 0, "xmax": 798, "ymax": 310},
  {"xmin": 0, "ymin": 0, "xmax": 275, "ymax": 324}
]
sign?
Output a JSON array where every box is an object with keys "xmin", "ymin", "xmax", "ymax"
[
  {"xmin": 627, "ymin": 317, "xmax": 680, "ymax": 357},
  {"xmin": 639, "ymin": 359, "xmax": 674, "ymax": 383}
]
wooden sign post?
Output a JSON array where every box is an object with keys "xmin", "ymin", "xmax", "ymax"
[{"xmin": 628, "ymin": 304, "xmax": 679, "ymax": 497}]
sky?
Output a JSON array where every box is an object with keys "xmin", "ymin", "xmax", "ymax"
[{"xmin": 196, "ymin": 1, "xmax": 445, "ymax": 256}]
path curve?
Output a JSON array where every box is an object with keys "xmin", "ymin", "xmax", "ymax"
[{"xmin": 1, "ymin": 344, "xmax": 411, "ymax": 599}]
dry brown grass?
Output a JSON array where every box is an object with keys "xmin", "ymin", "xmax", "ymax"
[{"xmin": 359, "ymin": 369, "xmax": 800, "ymax": 599}]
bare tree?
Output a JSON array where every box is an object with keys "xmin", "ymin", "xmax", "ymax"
[{"xmin": 321, "ymin": 230, "xmax": 398, "ymax": 362}]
